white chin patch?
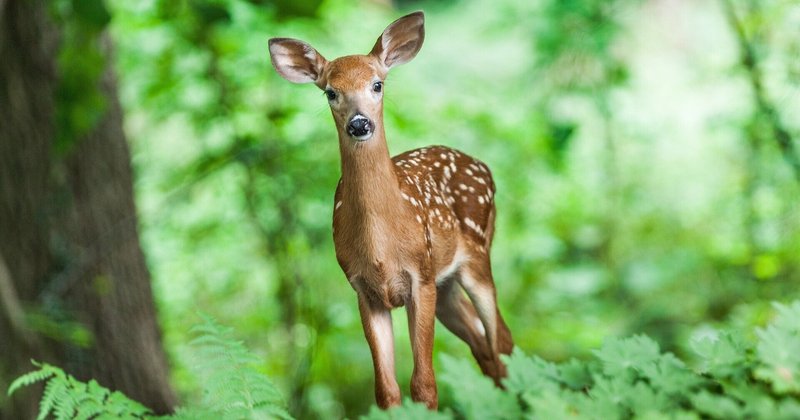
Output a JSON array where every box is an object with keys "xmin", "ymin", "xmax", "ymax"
[{"xmin": 353, "ymin": 132, "xmax": 373, "ymax": 141}]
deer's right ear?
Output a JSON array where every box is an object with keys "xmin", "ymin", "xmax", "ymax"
[{"xmin": 269, "ymin": 38, "xmax": 327, "ymax": 85}]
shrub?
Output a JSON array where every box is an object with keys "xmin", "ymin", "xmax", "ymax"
[{"xmin": 9, "ymin": 302, "xmax": 800, "ymax": 419}]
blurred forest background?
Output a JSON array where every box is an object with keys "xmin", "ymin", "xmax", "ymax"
[{"xmin": 1, "ymin": 0, "xmax": 799, "ymax": 418}]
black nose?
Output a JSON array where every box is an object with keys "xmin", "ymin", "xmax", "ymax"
[{"xmin": 347, "ymin": 115, "xmax": 372, "ymax": 139}]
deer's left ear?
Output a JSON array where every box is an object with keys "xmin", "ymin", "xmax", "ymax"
[{"xmin": 369, "ymin": 11, "xmax": 425, "ymax": 70}]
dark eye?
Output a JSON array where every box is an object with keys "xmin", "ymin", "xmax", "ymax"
[
  {"xmin": 372, "ymin": 81, "xmax": 383, "ymax": 93},
  {"xmin": 325, "ymin": 89, "xmax": 337, "ymax": 101}
]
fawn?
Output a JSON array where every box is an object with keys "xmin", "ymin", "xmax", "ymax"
[{"xmin": 268, "ymin": 11, "xmax": 513, "ymax": 409}]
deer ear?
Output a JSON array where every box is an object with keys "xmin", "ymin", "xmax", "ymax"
[
  {"xmin": 269, "ymin": 38, "xmax": 327, "ymax": 85},
  {"xmin": 369, "ymin": 11, "xmax": 425, "ymax": 70}
]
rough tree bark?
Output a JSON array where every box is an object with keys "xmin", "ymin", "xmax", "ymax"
[{"xmin": 0, "ymin": 0, "xmax": 176, "ymax": 417}]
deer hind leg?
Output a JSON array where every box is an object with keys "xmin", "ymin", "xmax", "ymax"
[
  {"xmin": 435, "ymin": 275, "xmax": 500, "ymax": 379},
  {"xmin": 457, "ymin": 258, "xmax": 513, "ymax": 385}
]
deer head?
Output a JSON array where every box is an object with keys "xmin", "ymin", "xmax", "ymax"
[{"xmin": 268, "ymin": 12, "xmax": 425, "ymax": 142}]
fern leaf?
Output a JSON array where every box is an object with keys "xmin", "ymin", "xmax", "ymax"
[
  {"xmin": 7, "ymin": 362, "xmax": 56, "ymax": 396},
  {"xmin": 39, "ymin": 375, "xmax": 69, "ymax": 420},
  {"xmin": 184, "ymin": 315, "xmax": 292, "ymax": 418}
]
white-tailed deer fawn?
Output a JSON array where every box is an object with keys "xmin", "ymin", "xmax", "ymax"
[{"xmin": 268, "ymin": 11, "xmax": 513, "ymax": 409}]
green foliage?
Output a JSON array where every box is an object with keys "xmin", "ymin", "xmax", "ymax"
[
  {"xmin": 175, "ymin": 315, "xmax": 291, "ymax": 419},
  {"xmin": 754, "ymin": 302, "xmax": 800, "ymax": 394},
  {"xmin": 439, "ymin": 355, "xmax": 521, "ymax": 419},
  {"xmin": 49, "ymin": 0, "xmax": 111, "ymax": 154},
  {"xmin": 8, "ymin": 317, "xmax": 291, "ymax": 420},
  {"xmin": 360, "ymin": 399, "xmax": 451, "ymax": 420},
  {"xmin": 7, "ymin": 362, "xmax": 150, "ymax": 420},
  {"xmin": 368, "ymin": 299, "xmax": 800, "ymax": 419},
  {"xmin": 9, "ymin": 301, "xmax": 800, "ymax": 419}
]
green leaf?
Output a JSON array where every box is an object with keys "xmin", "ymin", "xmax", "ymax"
[
  {"xmin": 360, "ymin": 398, "xmax": 452, "ymax": 420},
  {"xmin": 690, "ymin": 390, "xmax": 743, "ymax": 419},
  {"xmin": 7, "ymin": 361, "xmax": 54, "ymax": 396},
  {"xmin": 502, "ymin": 347, "xmax": 562, "ymax": 395},
  {"xmin": 640, "ymin": 353, "xmax": 702, "ymax": 396},
  {"xmin": 558, "ymin": 358, "xmax": 593, "ymax": 390},
  {"xmin": 440, "ymin": 354, "xmax": 521, "ymax": 419},
  {"xmin": 593, "ymin": 335, "xmax": 661, "ymax": 378},
  {"xmin": 72, "ymin": 0, "xmax": 111, "ymax": 29},
  {"xmin": 754, "ymin": 302, "xmax": 800, "ymax": 393},
  {"xmin": 522, "ymin": 390, "xmax": 576, "ymax": 419},
  {"xmin": 691, "ymin": 331, "xmax": 750, "ymax": 378}
]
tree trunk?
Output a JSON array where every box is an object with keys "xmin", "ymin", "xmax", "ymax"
[{"xmin": 0, "ymin": 0, "xmax": 176, "ymax": 417}]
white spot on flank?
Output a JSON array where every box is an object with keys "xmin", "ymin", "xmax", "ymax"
[
  {"xmin": 478, "ymin": 196, "xmax": 485, "ymax": 204},
  {"xmin": 434, "ymin": 161, "xmax": 441, "ymax": 167},
  {"xmin": 335, "ymin": 201, "xmax": 342, "ymax": 210},
  {"xmin": 464, "ymin": 217, "xmax": 485, "ymax": 236},
  {"xmin": 465, "ymin": 169, "xmax": 473, "ymax": 175},
  {"xmin": 449, "ymin": 162, "xmax": 457, "ymax": 173},
  {"xmin": 416, "ymin": 215, "xmax": 423, "ymax": 224},
  {"xmin": 459, "ymin": 184, "xmax": 468, "ymax": 190}
]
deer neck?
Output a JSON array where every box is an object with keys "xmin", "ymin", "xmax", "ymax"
[{"xmin": 337, "ymin": 125, "xmax": 402, "ymax": 218}]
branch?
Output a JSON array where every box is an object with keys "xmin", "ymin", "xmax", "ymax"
[{"xmin": 720, "ymin": 0, "xmax": 800, "ymax": 183}]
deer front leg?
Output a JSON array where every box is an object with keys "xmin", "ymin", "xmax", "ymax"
[
  {"xmin": 358, "ymin": 295, "xmax": 401, "ymax": 408},
  {"xmin": 407, "ymin": 272, "xmax": 438, "ymax": 409}
]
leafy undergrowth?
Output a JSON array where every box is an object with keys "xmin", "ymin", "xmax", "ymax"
[
  {"xmin": 9, "ymin": 302, "xmax": 800, "ymax": 419},
  {"xmin": 8, "ymin": 316, "xmax": 291, "ymax": 420},
  {"xmin": 368, "ymin": 301, "xmax": 800, "ymax": 420}
]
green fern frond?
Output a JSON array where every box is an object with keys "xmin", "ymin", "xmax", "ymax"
[
  {"xmin": 186, "ymin": 314, "xmax": 292, "ymax": 419},
  {"xmin": 37, "ymin": 370, "xmax": 68, "ymax": 420},
  {"xmin": 7, "ymin": 361, "xmax": 57, "ymax": 396},
  {"xmin": 9, "ymin": 361, "xmax": 151, "ymax": 420}
]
